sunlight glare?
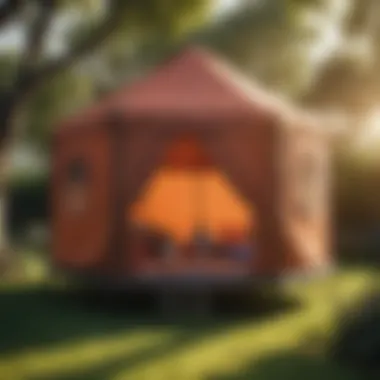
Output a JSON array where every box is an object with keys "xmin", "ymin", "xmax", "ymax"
[{"xmin": 356, "ymin": 109, "xmax": 380, "ymax": 150}]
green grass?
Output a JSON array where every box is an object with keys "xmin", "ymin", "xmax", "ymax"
[{"xmin": 0, "ymin": 266, "xmax": 378, "ymax": 380}]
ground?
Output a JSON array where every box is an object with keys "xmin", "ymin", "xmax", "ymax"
[{"xmin": 0, "ymin": 261, "xmax": 378, "ymax": 380}]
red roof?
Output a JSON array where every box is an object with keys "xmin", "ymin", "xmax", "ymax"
[{"xmin": 56, "ymin": 46, "xmax": 320, "ymax": 136}]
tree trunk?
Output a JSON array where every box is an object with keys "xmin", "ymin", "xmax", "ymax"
[
  {"xmin": 0, "ymin": 159, "xmax": 10, "ymax": 274},
  {"xmin": 0, "ymin": 92, "xmax": 26, "ymax": 274}
]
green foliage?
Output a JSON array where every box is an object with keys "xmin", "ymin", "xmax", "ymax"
[
  {"xmin": 333, "ymin": 140, "xmax": 380, "ymax": 262},
  {"xmin": 331, "ymin": 290, "xmax": 380, "ymax": 370},
  {"xmin": 194, "ymin": 0, "xmax": 327, "ymax": 96},
  {"xmin": 68, "ymin": 1, "xmax": 213, "ymax": 54},
  {"xmin": 286, "ymin": 0, "xmax": 329, "ymax": 9},
  {"xmin": 94, "ymin": 0, "xmax": 333, "ymax": 94},
  {"xmin": 2, "ymin": 0, "xmax": 213, "ymax": 148},
  {"xmin": 26, "ymin": 68, "xmax": 95, "ymax": 147},
  {"xmin": 8, "ymin": 172, "xmax": 49, "ymax": 239},
  {"xmin": 334, "ymin": 147, "xmax": 380, "ymax": 229},
  {"xmin": 67, "ymin": 0, "xmax": 213, "ymax": 90},
  {"xmin": 58, "ymin": 0, "xmax": 103, "ymax": 12},
  {"xmin": 62, "ymin": 0, "xmax": 212, "ymax": 37},
  {"xmin": 118, "ymin": 0, "xmax": 212, "ymax": 39},
  {"xmin": 0, "ymin": 54, "xmax": 17, "ymax": 89}
]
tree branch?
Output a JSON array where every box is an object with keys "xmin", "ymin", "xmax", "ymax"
[
  {"xmin": 0, "ymin": 0, "xmax": 23, "ymax": 28},
  {"xmin": 16, "ymin": 0, "xmax": 57, "ymax": 87},
  {"xmin": 0, "ymin": 1, "xmax": 56, "ymax": 144},
  {"xmin": 25, "ymin": 1, "xmax": 125, "ymax": 95}
]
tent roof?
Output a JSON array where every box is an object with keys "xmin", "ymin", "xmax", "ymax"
[{"xmin": 56, "ymin": 46, "xmax": 332, "ymax": 137}]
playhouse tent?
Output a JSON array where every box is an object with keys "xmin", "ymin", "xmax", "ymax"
[{"xmin": 52, "ymin": 46, "xmax": 332, "ymax": 281}]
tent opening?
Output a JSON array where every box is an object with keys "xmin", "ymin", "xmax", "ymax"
[{"xmin": 127, "ymin": 135, "xmax": 258, "ymax": 275}]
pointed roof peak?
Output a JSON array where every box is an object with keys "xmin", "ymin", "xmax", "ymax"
[{"xmin": 57, "ymin": 45, "xmax": 327, "ymax": 136}]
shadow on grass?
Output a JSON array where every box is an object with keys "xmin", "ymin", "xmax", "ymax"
[
  {"xmin": 0, "ymin": 284, "xmax": 301, "ymax": 380},
  {"xmin": 209, "ymin": 350, "xmax": 367, "ymax": 380}
]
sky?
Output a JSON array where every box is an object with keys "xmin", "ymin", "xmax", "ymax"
[
  {"xmin": 306, "ymin": 0, "xmax": 348, "ymax": 64},
  {"xmin": 0, "ymin": 17, "xmax": 69, "ymax": 54},
  {"xmin": 0, "ymin": 24, "xmax": 20, "ymax": 50},
  {"xmin": 216, "ymin": 0, "xmax": 241, "ymax": 15}
]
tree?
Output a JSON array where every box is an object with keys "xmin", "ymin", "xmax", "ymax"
[
  {"xmin": 78, "ymin": 0, "xmax": 343, "ymax": 99},
  {"xmin": 300, "ymin": 0, "xmax": 380, "ymax": 232},
  {"xmin": 0, "ymin": 0, "xmax": 213, "ymax": 260},
  {"xmin": 302, "ymin": 0, "xmax": 380, "ymax": 113},
  {"xmin": 0, "ymin": 0, "xmax": 213, "ymax": 143},
  {"xmin": 189, "ymin": 0, "xmax": 347, "ymax": 97}
]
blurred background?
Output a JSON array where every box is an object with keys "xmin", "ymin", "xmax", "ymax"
[{"xmin": 2, "ymin": 0, "xmax": 380, "ymax": 379}]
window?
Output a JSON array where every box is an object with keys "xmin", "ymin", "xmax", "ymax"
[{"xmin": 67, "ymin": 158, "xmax": 88, "ymax": 184}]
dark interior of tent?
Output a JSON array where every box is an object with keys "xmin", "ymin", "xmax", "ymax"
[{"xmin": 126, "ymin": 134, "xmax": 259, "ymax": 275}]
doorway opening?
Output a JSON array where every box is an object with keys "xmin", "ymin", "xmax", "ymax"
[{"xmin": 127, "ymin": 135, "xmax": 258, "ymax": 275}]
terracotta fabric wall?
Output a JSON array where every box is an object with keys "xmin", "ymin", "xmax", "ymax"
[
  {"xmin": 203, "ymin": 122, "xmax": 284, "ymax": 274},
  {"xmin": 53, "ymin": 119, "xmax": 331, "ymax": 278},
  {"xmin": 52, "ymin": 128, "xmax": 112, "ymax": 269},
  {"xmin": 278, "ymin": 127, "xmax": 332, "ymax": 272}
]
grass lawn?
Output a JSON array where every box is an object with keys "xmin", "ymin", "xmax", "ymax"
[{"xmin": 0, "ymin": 265, "xmax": 379, "ymax": 380}]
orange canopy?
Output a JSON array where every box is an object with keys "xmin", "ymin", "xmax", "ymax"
[{"xmin": 130, "ymin": 137, "xmax": 255, "ymax": 242}]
